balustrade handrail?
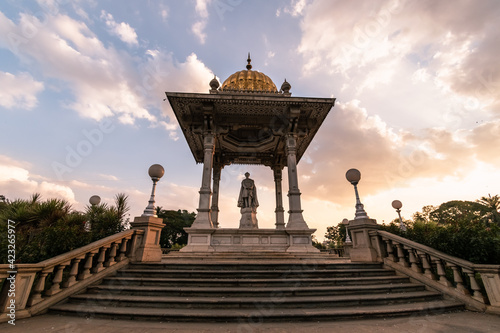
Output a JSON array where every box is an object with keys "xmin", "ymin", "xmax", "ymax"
[
  {"xmin": 1, "ymin": 228, "xmax": 145, "ymax": 322},
  {"xmin": 0, "ymin": 229, "xmax": 141, "ymax": 271},
  {"xmin": 375, "ymin": 230, "xmax": 500, "ymax": 270},
  {"xmin": 36, "ymin": 229, "xmax": 139, "ymax": 267},
  {"xmin": 374, "ymin": 229, "xmax": 500, "ymax": 313}
]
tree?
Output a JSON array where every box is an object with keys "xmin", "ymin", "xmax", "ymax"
[
  {"xmin": 156, "ymin": 208, "xmax": 195, "ymax": 248},
  {"xmin": 379, "ymin": 196, "xmax": 500, "ymax": 264},
  {"xmin": 412, "ymin": 205, "xmax": 437, "ymax": 223},
  {"xmin": 85, "ymin": 193, "xmax": 130, "ymax": 242},
  {"xmin": 324, "ymin": 222, "xmax": 347, "ymax": 248},
  {"xmin": 0, "ymin": 193, "xmax": 130, "ymax": 264},
  {"xmin": 477, "ymin": 194, "xmax": 500, "ymax": 225},
  {"xmin": 429, "ymin": 200, "xmax": 490, "ymax": 225},
  {"xmin": 0, "ymin": 194, "xmax": 88, "ymax": 263},
  {"xmin": 311, "ymin": 235, "xmax": 326, "ymax": 250}
]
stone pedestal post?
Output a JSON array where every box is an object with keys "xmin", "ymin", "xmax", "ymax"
[
  {"xmin": 348, "ymin": 217, "xmax": 380, "ymax": 262},
  {"xmin": 180, "ymin": 228, "xmax": 215, "ymax": 252},
  {"xmin": 239, "ymin": 207, "xmax": 258, "ymax": 229},
  {"xmin": 273, "ymin": 167, "xmax": 285, "ymax": 229},
  {"xmin": 286, "ymin": 229, "xmax": 320, "ymax": 253},
  {"xmin": 191, "ymin": 133, "xmax": 215, "ymax": 229},
  {"xmin": 285, "ymin": 134, "xmax": 308, "ymax": 229},
  {"xmin": 130, "ymin": 215, "xmax": 165, "ymax": 262},
  {"xmin": 211, "ymin": 164, "xmax": 222, "ymax": 228}
]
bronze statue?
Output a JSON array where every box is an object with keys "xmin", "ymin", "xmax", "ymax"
[{"xmin": 237, "ymin": 172, "xmax": 259, "ymax": 211}]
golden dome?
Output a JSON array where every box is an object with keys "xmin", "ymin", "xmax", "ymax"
[{"xmin": 220, "ymin": 54, "xmax": 278, "ymax": 93}]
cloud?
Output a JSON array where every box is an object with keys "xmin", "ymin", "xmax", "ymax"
[
  {"xmin": 287, "ymin": 0, "xmax": 500, "ymax": 214},
  {"xmin": 297, "ymin": 99, "xmax": 490, "ymax": 206},
  {"xmin": 100, "ymin": 10, "xmax": 138, "ymax": 46},
  {"xmin": 146, "ymin": 51, "xmax": 215, "ymax": 136},
  {"xmin": 284, "ymin": 0, "xmax": 308, "ymax": 17},
  {"xmin": 469, "ymin": 120, "xmax": 500, "ymax": 165},
  {"xmin": 0, "ymin": 155, "xmax": 76, "ymax": 203},
  {"xmin": 98, "ymin": 174, "xmax": 119, "ymax": 181},
  {"xmin": 192, "ymin": 0, "xmax": 212, "ymax": 44},
  {"xmin": 0, "ymin": 71, "xmax": 44, "ymax": 109},
  {"xmin": 159, "ymin": 4, "xmax": 169, "ymax": 22},
  {"xmin": 0, "ymin": 11, "xmax": 213, "ymax": 137},
  {"xmin": 296, "ymin": 0, "xmax": 500, "ymax": 112}
]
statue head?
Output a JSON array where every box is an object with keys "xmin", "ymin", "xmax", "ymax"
[{"xmin": 244, "ymin": 172, "xmax": 250, "ymax": 178}]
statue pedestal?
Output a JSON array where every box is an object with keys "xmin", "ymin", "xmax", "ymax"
[
  {"xmin": 181, "ymin": 228, "xmax": 319, "ymax": 253},
  {"xmin": 239, "ymin": 207, "xmax": 258, "ymax": 229}
]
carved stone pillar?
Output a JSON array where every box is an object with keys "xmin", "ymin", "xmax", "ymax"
[
  {"xmin": 211, "ymin": 164, "xmax": 222, "ymax": 228},
  {"xmin": 191, "ymin": 133, "xmax": 215, "ymax": 228},
  {"xmin": 273, "ymin": 167, "xmax": 285, "ymax": 229},
  {"xmin": 285, "ymin": 134, "xmax": 308, "ymax": 229}
]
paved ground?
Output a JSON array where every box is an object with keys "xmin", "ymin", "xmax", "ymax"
[{"xmin": 1, "ymin": 311, "xmax": 500, "ymax": 333}]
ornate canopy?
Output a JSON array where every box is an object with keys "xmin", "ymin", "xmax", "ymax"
[
  {"xmin": 166, "ymin": 92, "xmax": 335, "ymax": 168},
  {"xmin": 166, "ymin": 55, "xmax": 336, "ymax": 241},
  {"xmin": 167, "ymin": 55, "xmax": 335, "ymax": 169}
]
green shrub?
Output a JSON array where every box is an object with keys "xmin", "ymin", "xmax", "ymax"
[
  {"xmin": 380, "ymin": 210, "xmax": 500, "ymax": 264},
  {"xmin": 0, "ymin": 193, "xmax": 130, "ymax": 264}
]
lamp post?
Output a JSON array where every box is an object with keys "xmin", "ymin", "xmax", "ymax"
[
  {"xmin": 345, "ymin": 168, "xmax": 369, "ymax": 219},
  {"xmin": 391, "ymin": 200, "xmax": 407, "ymax": 232},
  {"xmin": 342, "ymin": 218, "xmax": 351, "ymax": 243},
  {"xmin": 89, "ymin": 195, "xmax": 101, "ymax": 206},
  {"xmin": 142, "ymin": 164, "xmax": 165, "ymax": 217}
]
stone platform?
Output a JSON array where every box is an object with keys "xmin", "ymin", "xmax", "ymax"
[{"xmin": 180, "ymin": 227, "xmax": 319, "ymax": 253}]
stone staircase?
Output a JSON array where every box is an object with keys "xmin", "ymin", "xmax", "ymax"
[{"xmin": 49, "ymin": 253, "xmax": 464, "ymax": 322}]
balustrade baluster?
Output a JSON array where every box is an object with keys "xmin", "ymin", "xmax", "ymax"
[
  {"xmin": 63, "ymin": 257, "xmax": 84, "ymax": 288},
  {"xmin": 78, "ymin": 251, "xmax": 97, "ymax": 280},
  {"xmin": 27, "ymin": 269, "xmax": 52, "ymax": 306},
  {"xmin": 92, "ymin": 246, "xmax": 108, "ymax": 273},
  {"xmin": 417, "ymin": 251, "xmax": 435, "ymax": 280},
  {"xmin": 405, "ymin": 246, "xmax": 421, "ymax": 273},
  {"xmin": 117, "ymin": 238, "xmax": 130, "ymax": 262},
  {"xmin": 432, "ymin": 257, "xmax": 452, "ymax": 287},
  {"xmin": 383, "ymin": 238, "xmax": 395, "ymax": 261},
  {"xmin": 104, "ymin": 243, "xmax": 118, "ymax": 267},
  {"xmin": 463, "ymin": 268, "xmax": 486, "ymax": 303},
  {"xmin": 395, "ymin": 243, "xmax": 410, "ymax": 267},
  {"xmin": 45, "ymin": 262, "xmax": 69, "ymax": 296},
  {"xmin": 447, "ymin": 263, "xmax": 469, "ymax": 295}
]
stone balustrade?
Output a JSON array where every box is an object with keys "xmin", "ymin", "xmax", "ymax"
[
  {"xmin": 373, "ymin": 230, "xmax": 500, "ymax": 315},
  {"xmin": 0, "ymin": 229, "xmax": 143, "ymax": 323}
]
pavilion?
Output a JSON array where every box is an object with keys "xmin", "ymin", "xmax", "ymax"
[{"xmin": 166, "ymin": 55, "xmax": 335, "ymax": 252}]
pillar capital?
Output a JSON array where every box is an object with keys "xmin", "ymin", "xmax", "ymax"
[{"xmin": 285, "ymin": 133, "xmax": 298, "ymax": 155}]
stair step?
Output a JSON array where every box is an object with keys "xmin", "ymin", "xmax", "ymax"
[
  {"xmin": 101, "ymin": 274, "xmax": 409, "ymax": 287},
  {"xmin": 130, "ymin": 262, "xmax": 381, "ymax": 270},
  {"xmin": 66, "ymin": 290, "xmax": 442, "ymax": 309},
  {"xmin": 89, "ymin": 282, "xmax": 424, "ymax": 297},
  {"xmin": 117, "ymin": 268, "xmax": 394, "ymax": 279},
  {"xmin": 50, "ymin": 299, "xmax": 464, "ymax": 322}
]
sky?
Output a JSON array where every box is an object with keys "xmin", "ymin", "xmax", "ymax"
[{"xmin": 0, "ymin": 0, "xmax": 499, "ymax": 241}]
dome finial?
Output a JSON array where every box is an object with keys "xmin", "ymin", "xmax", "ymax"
[
  {"xmin": 246, "ymin": 52, "xmax": 252, "ymax": 70},
  {"xmin": 209, "ymin": 75, "xmax": 219, "ymax": 91}
]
